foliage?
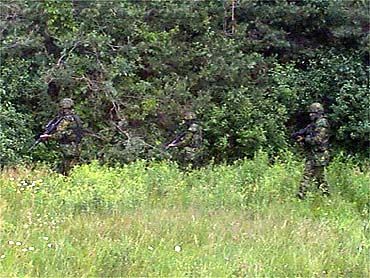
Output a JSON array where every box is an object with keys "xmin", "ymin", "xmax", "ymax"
[
  {"xmin": 0, "ymin": 153, "xmax": 369, "ymax": 276},
  {"xmin": 0, "ymin": 103, "xmax": 32, "ymax": 165},
  {"xmin": 0, "ymin": 0, "xmax": 368, "ymax": 166}
]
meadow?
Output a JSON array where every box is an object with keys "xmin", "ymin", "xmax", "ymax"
[{"xmin": 0, "ymin": 152, "xmax": 369, "ymax": 277}]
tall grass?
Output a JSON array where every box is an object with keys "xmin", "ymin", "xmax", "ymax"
[{"xmin": 0, "ymin": 152, "xmax": 368, "ymax": 276}]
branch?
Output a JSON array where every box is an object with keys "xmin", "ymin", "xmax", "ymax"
[{"xmin": 56, "ymin": 40, "xmax": 80, "ymax": 67}]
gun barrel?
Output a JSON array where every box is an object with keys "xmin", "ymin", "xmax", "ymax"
[
  {"xmin": 29, "ymin": 116, "xmax": 63, "ymax": 152},
  {"xmin": 165, "ymin": 132, "xmax": 185, "ymax": 149},
  {"xmin": 29, "ymin": 138, "xmax": 42, "ymax": 152}
]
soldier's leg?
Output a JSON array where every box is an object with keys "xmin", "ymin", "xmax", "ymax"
[
  {"xmin": 314, "ymin": 166, "xmax": 329, "ymax": 196},
  {"xmin": 62, "ymin": 157, "xmax": 72, "ymax": 176},
  {"xmin": 59, "ymin": 143, "xmax": 79, "ymax": 176},
  {"xmin": 55, "ymin": 154, "xmax": 67, "ymax": 175},
  {"xmin": 187, "ymin": 149, "xmax": 197, "ymax": 169},
  {"xmin": 177, "ymin": 147, "xmax": 192, "ymax": 170},
  {"xmin": 192, "ymin": 148, "xmax": 205, "ymax": 169},
  {"xmin": 63, "ymin": 152, "xmax": 80, "ymax": 175},
  {"xmin": 297, "ymin": 160, "xmax": 314, "ymax": 199},
  {"xmin": 187, "ymin": 148, "xmax": 203, "ymax": 170},
  {"xmin": 69, "ymin": 154, "xmax": 80, "ymax": 173}
]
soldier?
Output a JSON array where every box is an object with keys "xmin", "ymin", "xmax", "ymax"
[
  {"xmin": 40, "ymin": 98, "xmax": 83, "ymax": 175},
  {"xmin": 292, "ymin": 102, "xmax": 330, "ymax": 199},
  {"xmin": 166, "ymin": 111, "xmax": 203, "ymax": 168}
]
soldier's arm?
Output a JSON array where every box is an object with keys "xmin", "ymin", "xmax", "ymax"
[
  {"xmin": 178, "ymin": 123, "xmax": 201, "ymax": 147},
  {"xmin": 305, "ymin": 121, "xmax": 329, "ymax": 145},
  {"xmin": 173, "ymin": 132, "xmax": 193, "ymax": 147},
  {"xmin": 48, "ymin": 118, "xmax": 75, "ymax": 141}
]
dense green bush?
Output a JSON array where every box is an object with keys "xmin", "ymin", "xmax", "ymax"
[
  {"xmin": 1, "ymin": 0, "xmax": 368, "ymax": 166},
  {"xmin": 0, "ymin": 103, "xmax": 32, "ymax": 165}
]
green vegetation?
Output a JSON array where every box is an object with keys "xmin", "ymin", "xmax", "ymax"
[
  {"xmin": 1, "ymin": 153, "xmax": 368, "ymax": 276},
  {"xmin": 1, "ymin": 1, "xmax": 369, "ymax": 275},
  {"xmin": 1, "ymin": 0, "xmax": 369, "ymax": 166}
]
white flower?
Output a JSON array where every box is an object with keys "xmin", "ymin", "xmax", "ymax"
[
  {"xmin": 16, "ymin": 241, "xmax": 22, "ymax": 246},
  {"xmin": 21, "ymin": 248, "xmax": 28, "ymax": 252},
  {"xmin": 28, "ymin": 246, "xmax": 35, "ymax": 251},
  {"xmin": 0, "ymin": 255, "xmax": 5, "ymax": 259},
  {"xmin": 47, "ymin": 243, "xmax": 53, "ymax": 248},
  {"xmin": 148, "ymin": 246, "xmax": 154, "ymax": 251},
  {"xmin": 174, "ymin": 245, "xmax": 181, "ymax": 252},
  {"xmin": 8, "ymin": 240, "xmax": 14, "ymax": 245},
  {"xmin": 42, "ymin": 236, "xmax": 49, "ymax": 241}
]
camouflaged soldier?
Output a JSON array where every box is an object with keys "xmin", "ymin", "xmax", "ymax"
[
  {"xmin": 40, "ymin": 98, "xmax": 83, "ymax": 175},
  {"xmin": 292, "ymin": 103, "xmax": 330, "ymax": 199},
  {"xmin": 166, "ymin": 111, "xmax": 203, "ymax": 168}
]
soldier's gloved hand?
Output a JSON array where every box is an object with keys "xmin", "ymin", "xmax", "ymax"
[
  {"xmin": 296, "ymin": 136, "xmax": 304, "ymax": 142},
  {"xmin": 166, "ymin": 143, "xmax": 176, "ymax": 149},
  {"xmin": 40, "ymin": 134, "xmax": 51, "ymax": 141}
]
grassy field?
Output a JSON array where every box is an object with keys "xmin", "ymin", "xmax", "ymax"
[{"xmin": 0, "ymin": 152, "xmax": 369, "ymax": 277}]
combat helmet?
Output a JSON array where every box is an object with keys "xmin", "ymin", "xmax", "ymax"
[
  {"xmin": 60, "ymin": 98, "xmax": 74, "ymax": 109},
  {"xmin": 308, "ymin": 102, "xmax": 324, "ymax": 114},
  {"xmin": 184, "ymin": 111, "xmax": 196, "ymax": 120}
]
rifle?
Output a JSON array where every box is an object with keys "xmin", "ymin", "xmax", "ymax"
[
  {"xmin": 29, "ymin": 116, "xmax": 63, "ymax": 151},
  {"xmin": 291, "ymin": 123, "xmax": 313, "ymax": 142},
  {"xmin": 165, "ymin": 131, "xmax": 186, "ymax": 150}
]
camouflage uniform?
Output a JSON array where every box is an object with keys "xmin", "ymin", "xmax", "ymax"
[
  {"xmin": 167, "ymin": 112, "xmax": 203, "ymax": 168},
  {"xmin": 296, "ymin": 103, "xmax": 330, "ymax": 199},
  {"xmin": 48, "ymin": 98, "xmax": 83, "ymax": 175}
]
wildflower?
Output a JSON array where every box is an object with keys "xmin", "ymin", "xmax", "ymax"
[
  {"xmin": 0, "ymin": 255, "xmax": 5, "ymax": 259},
  {"xmin": 28, "ymin": 247, "xmax": 35, "ymax": 251},
  {"xmin": 174, "ymin": 245, "xmax": 181, "ymax": 252},
  {"xmin": 21, "ymin": 248, "xmax": 28, "ymax": 252},
  {"xmin": 47, "ymin": 243, "xmax": 53, "ymax": 248},
  {"xmin": 16, "ymin": 241, "xmax": 22, "ymax": 246},
  {"xmin": 8, "ymin": 240, "xmax": 15, "ymax": 245},
  {"xmin": 148, "ymin": 246, "xmax": 154, "ymax": 251},
  {"xmin": 42, "ymin": 236, "xmax": 49, "ymax": 241}
]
